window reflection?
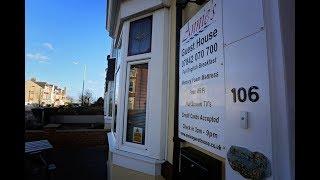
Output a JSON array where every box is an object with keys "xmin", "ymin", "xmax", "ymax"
[{"xmin": 126, "ymin": 63, "xmax": 148, "ymax": 145}]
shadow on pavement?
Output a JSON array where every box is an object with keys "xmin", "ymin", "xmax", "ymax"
[{"xmin": 25, "ymin": 146, "xmax": 108, "ymax": 180}]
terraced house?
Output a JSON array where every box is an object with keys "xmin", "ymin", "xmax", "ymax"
[
  {"xmin": 104, "ymin": 0, "xmax": 294, "ymax": 179},
  {"xmin": 25, "ymin": 78, "xmax": 68, "ymax": 107}
]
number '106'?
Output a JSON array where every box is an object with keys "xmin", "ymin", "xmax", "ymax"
[{"xmin": 231, "ymin": 86, "xmax": 260, "ymax": 103}]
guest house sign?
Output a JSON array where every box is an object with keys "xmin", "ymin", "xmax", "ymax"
[{"xmin": 178, "ymin": 0, "xmax": 226, "ymax": 157}]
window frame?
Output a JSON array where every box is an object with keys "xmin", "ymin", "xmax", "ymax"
[
  {"xmin": 112, "ymin": 10, "xmax": 169, "ymax": 160},
  {"xmin": 122, "ymin": 59, "xmax": 150, "ymax": 151},
  {"xmin": 111, "ymin": 36, "xmax": 123, "ymax": 135},
  {"xmin": 111, "ymin": 67, "xmax": 119, "ymax": 133}
]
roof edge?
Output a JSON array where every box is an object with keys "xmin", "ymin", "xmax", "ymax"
[{"xmin": 106, "ymin": 0, "xmax": 120, "ymax": 38}]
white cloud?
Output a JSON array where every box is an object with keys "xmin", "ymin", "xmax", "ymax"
[
  {"xmin": 26, "ymin": 53, "xmax": 49, "ymax": 62},
  {"xmin": 43, "ymin": 42, "xmax": 54, "ymax": 50},
  {"xmin": 73, "ymin": 61, "xmax": 79, "ymax": 65},
  {"xmin": 88, "ymin": 80, "xmax": 98, "ymax": 84},
  {"xmin": 39, "ymin": 60, "xmax": 50, "ymax": 64}
]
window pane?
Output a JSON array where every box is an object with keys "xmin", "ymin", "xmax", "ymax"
[
  {"xmin": 113, "ymin": 69, "xmax": 120, "ymax": 132},
  {"xmin": 128, "ymin": 16, "xmax": 152, "ymax": 56},
  {"xmin": 126, "ymin": 63, "xmax": 148, "ymax": 145}
]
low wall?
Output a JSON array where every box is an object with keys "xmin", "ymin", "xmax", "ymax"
[
  {"xmin": 25, "ymin": 129, "xmax": 108, "ymax": 148},
  {"xmin": 49, "ymin": 115, "xmax": 104, "ymax": 124}
]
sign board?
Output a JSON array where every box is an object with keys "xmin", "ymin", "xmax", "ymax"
[
  {"xmin": 178, "ymin": 0, "xmax": 226, "ymax": 157},
  {"xmin": 133, "ymin": 127, "xmax": 143, "ymax": 144}
]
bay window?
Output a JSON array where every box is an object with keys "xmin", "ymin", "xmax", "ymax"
[{"xmin": 109, "ymin": 8, "xmax": 169, "ymax": 175}]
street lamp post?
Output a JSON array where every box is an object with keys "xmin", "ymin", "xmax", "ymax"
[{"xmin": 81, "ymin": 64, "xmax": 86, "ymax": 106}]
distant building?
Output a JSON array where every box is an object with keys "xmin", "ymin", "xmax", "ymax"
[{"xmin": 25, "ymin": 78, "xmax": 68, "ymax": 107}]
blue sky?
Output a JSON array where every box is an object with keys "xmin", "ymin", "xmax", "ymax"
[{"xmin": 26, "ymin": 0, "xmax": 111, "ymax": 101}]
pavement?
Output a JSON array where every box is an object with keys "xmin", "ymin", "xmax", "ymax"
[{"xmin": 25, "ymin": 146, "xmax": 108, "ymax": 180}]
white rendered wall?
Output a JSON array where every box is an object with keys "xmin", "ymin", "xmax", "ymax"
[
  {"xmin": 222, "ymin": 0, "xmax": 273, "ymax": 179},
  {"xmin": 120, "ymin": 0, "xmax": 163, "ymax": 19},
  {"xmin": 222, "ymin": 0, "xmax": 294, "ymax": 179}
]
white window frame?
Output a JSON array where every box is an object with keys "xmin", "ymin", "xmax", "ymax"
[
  {"xmin": 122, "ymin": 59, "xmax": 150, "ymax": 152},
  {"xmin": 111, "ymin": 8, "xmax": 169, "ymax": 161},
  {"xmin": 110, "ymin": 72, "xmax": 119, "ymax": 141},
  {"xmin": 116, "ymin": 13, "xmax": 154, "ymax": 157},
  {"xmin": 111, "ymin": 36, "xmax": 123, "ymax": 138},
  {"xmin": 111, "ymin": 68, "xmax": 119, "ymax": 133}
]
